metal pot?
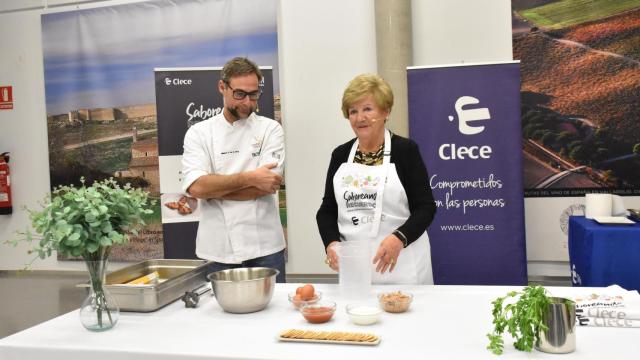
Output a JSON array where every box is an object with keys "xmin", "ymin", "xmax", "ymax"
[
  {"xmin": 207, "ymin": 267, "xmax": 279, "ymax": 313},
  {"xmin": 535, "ymin": 297, "xmax": 576, "ymax": 354}
]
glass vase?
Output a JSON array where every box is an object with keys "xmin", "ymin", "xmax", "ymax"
[{"xmin": 80, "ymin": 258, "xmax": 119, "ymax": 331}]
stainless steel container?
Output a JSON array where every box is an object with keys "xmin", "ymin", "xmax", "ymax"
[
  {"xmin": 535, "ymin": 297, "xmax": 576, "ymax": 353},
  {"xmin": 207, "ymin": 267, "xmax": 278, "ymax": 313},
  {"xmin": 104, "ymin": 259, "xmax": 209, "ymax": 312}
]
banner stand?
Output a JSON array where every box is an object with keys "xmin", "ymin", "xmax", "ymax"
[{"xmin": 407, "ymin": 61, "xmax": 527, "ymax": 285}]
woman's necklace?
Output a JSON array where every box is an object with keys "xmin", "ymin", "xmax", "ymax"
[{"xmin": 354, "ymin": 142, "xmax": 384, "ymax": 166}]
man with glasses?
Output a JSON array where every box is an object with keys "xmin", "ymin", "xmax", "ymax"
[{"xmin": 182, "ymin": 57, "xmax": 286, "ymax": 282}]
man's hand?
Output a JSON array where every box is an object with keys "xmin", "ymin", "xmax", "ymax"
[{"xmin": 249, "ymin": 163, "xmax": 283, "ymax": 194}]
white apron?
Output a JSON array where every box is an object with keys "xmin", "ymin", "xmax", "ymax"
[{"xmin": 333, "ymin": 130, "xmax": 433, "ymax": 284}]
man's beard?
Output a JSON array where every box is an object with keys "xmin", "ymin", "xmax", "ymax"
[{"xmin": 228, "ymin": 105, "xmax": 256, "ymax": 120}]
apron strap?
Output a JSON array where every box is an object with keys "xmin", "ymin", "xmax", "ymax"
[
  {"xmin": 347, "ymin": 138, "xmax": 359, "ymax": 163},
  {"xmin": 382, "ymin": 129, "xmax": 391, "ymax": 165},
  {"xmin": 370, "ymin": 130, "xmax": 392, "ymax": 237}
]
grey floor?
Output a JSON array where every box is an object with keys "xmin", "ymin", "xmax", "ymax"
[{"xmin": 0, "ymin": 271, "xmax": 570, "ymax": 339}]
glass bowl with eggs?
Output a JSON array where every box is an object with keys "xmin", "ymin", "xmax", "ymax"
[{"xmin": 288, "ymin": 284, "xmax": 322, "ymax": 309}]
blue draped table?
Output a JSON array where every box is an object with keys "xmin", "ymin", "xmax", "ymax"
[{"xmin": 568, "ymin": 216, "xmax": 640, "ymax": 291}]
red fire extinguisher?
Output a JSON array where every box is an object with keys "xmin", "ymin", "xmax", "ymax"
[{"xmin": 0, "ymin": 152, "xmax": 12, "ymax": 215}]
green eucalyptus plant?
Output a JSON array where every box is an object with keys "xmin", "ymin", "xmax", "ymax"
[
  {"xmin": 487, "ymin": 285, "xmax": 551, "ymax": 355},
  {"xmin": 7, "ymin": 177, "xmax": 155, "ymax": 330},
  {"xmin": 10, "ymin": 177, "xmax": 154, "ymax": 264}
]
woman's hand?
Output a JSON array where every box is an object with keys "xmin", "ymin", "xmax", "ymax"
[
  {"xmin": 373, "ymin": 234, "xmax": 403, "ymax": 274},
  {"xmin": 325, "ymin": 241, "xmax": 340, "ymax": 272}
]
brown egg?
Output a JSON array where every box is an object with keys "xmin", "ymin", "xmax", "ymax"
[
  {"xmin": 296, "ymin": 286, "xmax": 303, "ymax": 295},
  {"xmin": 291, "ymin": 294, "xmax": 302, "ymax": 308},
  {"xmin": 300, "ymin": 284, "xmax": 315, "ymax": 301}
]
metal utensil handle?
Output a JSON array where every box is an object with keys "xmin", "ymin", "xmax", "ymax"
[
  {"xmin": 182, "ymin": 283, "xmax": 212, "ymax": 308},
  {"xmin": 195, "ymin": 283, "xmax": 212, "ymax": 296}
]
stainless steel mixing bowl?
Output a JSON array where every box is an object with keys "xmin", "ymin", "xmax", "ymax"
[{"xmin": 207, "ymin": 267, "xmax": 279, "ymax": 313}]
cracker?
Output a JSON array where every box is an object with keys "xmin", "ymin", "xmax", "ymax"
[{"xmin": 280, "ymin": 329, "xmax": 378, "ymax": 343}]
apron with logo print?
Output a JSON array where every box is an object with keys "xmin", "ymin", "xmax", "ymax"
[{"xmin": 333, "ymin": 130, "xmax": 433, "ymax": 284}]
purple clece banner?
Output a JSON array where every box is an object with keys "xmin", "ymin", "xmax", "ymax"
[{"xmin": 408, "ymin": 62, "xmax": 527, "ymax": 285}]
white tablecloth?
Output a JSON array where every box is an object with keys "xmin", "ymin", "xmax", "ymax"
[{"xmin": 0, "ymin": 284, "xmax": 638, "ymax": 359}]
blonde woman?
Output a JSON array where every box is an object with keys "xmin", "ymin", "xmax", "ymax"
[{"xmin": 316, "ymin": 74, "xmax": 436, "ymax": 284}]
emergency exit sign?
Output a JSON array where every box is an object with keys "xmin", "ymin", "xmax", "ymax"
[{"xmin": 0, "ymin": 86, "xmax": 13, "ymax": 110}]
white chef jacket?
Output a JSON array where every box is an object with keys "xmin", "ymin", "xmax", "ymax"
[{"xmin": 181, "ymin": 112, "xmax": 285, "ymax": 263}]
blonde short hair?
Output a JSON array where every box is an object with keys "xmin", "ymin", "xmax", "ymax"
[{"xmin": 341, "ymin": 74, "xmax": 394, "ymax": 118}]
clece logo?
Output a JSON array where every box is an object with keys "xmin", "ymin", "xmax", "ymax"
[
  {"xmin": 448, "ymin": 96, "xmax": 491, "ymax": 135},
  {"xmin": 439, "ymin": 96, "xmax": 493, "ymax": 161},
  {"xmin": 351, "ymin": 216, "xmax": 359, "ymax": 226},
  {"xmin": 165, "ymin": 77, "xmax": 193, "ymax": 86},
  {"xmin": 571, "ymin": 264, "xmax": 582, "ymax": 285}
]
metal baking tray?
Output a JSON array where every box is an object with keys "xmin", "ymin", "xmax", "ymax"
[{"xmin": 105, "ymin": 259, "xmax": 209, "ymax": 312}]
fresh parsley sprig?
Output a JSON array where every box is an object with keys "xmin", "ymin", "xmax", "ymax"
[{"xmin": 487, "ymin": 285, "xmax": 551, "ymax": 355}]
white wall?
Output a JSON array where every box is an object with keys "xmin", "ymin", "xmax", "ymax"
[
  {"xmin": 0, "ymin": 0, "xmax": 377, "ymax": 272},
  {"xmin": 2, "ymin": 0, "xmax": 601, "ymax": 277},
  {"xmin": 279, "ymin": 0, "xmax": 377, "ymax": 274},
  {"xmin": 0, "ymin": 8, "xmax": 83, "ymax": 271},
  {"xmin": 411, "ymin": 0, "xmax": 513, "ymax": 65}
]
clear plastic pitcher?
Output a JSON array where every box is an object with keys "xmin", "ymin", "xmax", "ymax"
[{"xmin": 337, "ymin": 241, "xmax": 372, "ymax": 299}]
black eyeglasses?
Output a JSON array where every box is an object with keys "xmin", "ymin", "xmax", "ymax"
[{"xmin": 225, "ymin": 83, "xmax": 261, "ymax": 100}]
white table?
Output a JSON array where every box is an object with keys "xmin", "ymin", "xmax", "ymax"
[{"xmin": 0, "ymin": 284, "xmax": 638, "ymax": 359}]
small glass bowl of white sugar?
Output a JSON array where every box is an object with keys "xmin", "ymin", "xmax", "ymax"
[{"xmin": 345, "ymin": 303, "xmax": 383, "ymax": 325}]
